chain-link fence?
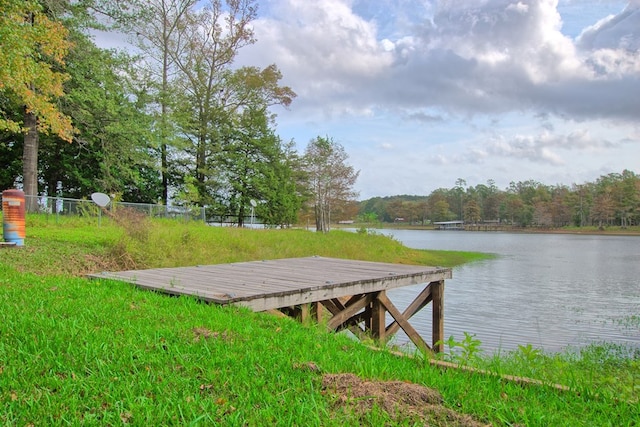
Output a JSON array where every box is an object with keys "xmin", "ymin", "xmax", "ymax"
[
  {"xmin": 0, "ymin": 194, "xmax": 273, "ymax": 226},
  {"xmin": 14, "ymin": 195, "xmax": 207, "ymax": 222}
]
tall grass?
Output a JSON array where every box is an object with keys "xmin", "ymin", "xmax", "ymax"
[
  {"xmin": 8, "ymin": 214, "xmax": 488, "ymax": 275},
  {"xmin": 0, "ymin": 214, "xmax": 637, "ymax": 425}
]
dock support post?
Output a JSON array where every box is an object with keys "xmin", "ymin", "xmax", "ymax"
[
  {"xmin": 370, "ymin": 291, "xmax": 386, "ymax": 342},
  {"xmin": 313, "ymin": 301, "xmax": 323, "ymax": 323},
  {"xmin": 432, "ymin": 279, "xmax": 445, "ymax": 353},
  {"xmin": 300, "ymin": 304, "xmax": 310, "ymax": 323}
]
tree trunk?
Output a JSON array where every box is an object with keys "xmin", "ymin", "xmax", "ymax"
[
  {"xmin": 315, "ymin": 204, "xmax": 325, "ymax": 232},
  {"xmin": 23, "ymin": 109, "xmax": 39, "ymax": 212},
  {"xmin": 315, "ymin": 200, "xmax": 330, "ymax": 233},
  {"xmin": 238, "ymin": 202, "xmax": 245, "ymax": 228},
  {"xmin": 161, "ymin": 33, "xmax": 170, "ymax": 206},
  {"xmin": 195, "ymin": 130, "xmax": 207, "ymax": 204},
  {"xmin": 161, "ymin": 143, "xmax": 168, "ymax": 204}
]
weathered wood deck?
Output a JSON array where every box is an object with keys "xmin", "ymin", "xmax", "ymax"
[{"xmin": 89, "ymin": 256, "xmax": 452, "ymax": 353}]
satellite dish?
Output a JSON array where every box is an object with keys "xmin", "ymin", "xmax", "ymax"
[
  {"xmin": 91, "ymin": 192, "xmax": 111, "ymax": 207},
  {"xmin": 250, "ymin": 199, "xmax": 257, "ymax": 207}
]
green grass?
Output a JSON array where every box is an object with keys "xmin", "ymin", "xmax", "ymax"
[
  {"xmin": 4, "ymin": 214, "xmax": 488, "ymax": 275},
  {"xmin": 0, "ymin": 214, "xmax": 638, "ymax": 426}
]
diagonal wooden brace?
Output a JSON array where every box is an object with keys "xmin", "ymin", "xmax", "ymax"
[
  {"xmin": 376, "ymin": 291, "xmax": 433, "ymax": 354},
  {"xmin": 385, "ymin": 282, "xmax": 434, "ymax": 337},
  {"xmin": 326, "ymin": 293, "xmax": 375, "ymax": 330}
]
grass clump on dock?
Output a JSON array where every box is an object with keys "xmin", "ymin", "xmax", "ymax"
[{"xmin": 0, "ymin": 214, "xmax": 637, "ymax": 426}]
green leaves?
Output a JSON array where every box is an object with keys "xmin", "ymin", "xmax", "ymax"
[{"xmin": 39, "ymin": 31, "xmax": 159, "ymax": 201}]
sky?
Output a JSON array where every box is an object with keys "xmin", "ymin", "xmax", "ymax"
[
  {"xmin": 229, "ymin": 0, "xmax": 640, "ymax": 199},
  {"xmin": 93, "ymin": 0, "xmax": 640, "ymax": 200}
]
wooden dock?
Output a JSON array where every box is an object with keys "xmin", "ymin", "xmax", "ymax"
[{"xmin": 89, "ymin": 256, "xmax": 452, "ymax": 353}]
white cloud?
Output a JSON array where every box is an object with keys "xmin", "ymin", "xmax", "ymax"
[
  {"xmin": 577, "ymin": 2, "xmax": 640, "ymax": 51},
  {"xmin": 450, "ymin": 126, "xmax": 625, "ymax": 168},
  {"xmin": 507, "ymin": 2, "xmax": 529, "ymax": 13},
  {"xmin": 247, "ymin": 0, "xmax": 640, "ymax": 122},
  {"xmin": 242, "ymin": 0, "xmax": 393, "ymax": 113}
]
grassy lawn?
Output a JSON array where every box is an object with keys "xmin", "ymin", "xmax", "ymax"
[{"xmin": 0, "ymin": 214, "xmax": 637, "ymax": 425}]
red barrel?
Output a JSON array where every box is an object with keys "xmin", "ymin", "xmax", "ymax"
[{"xmin": 2, "ymin": 189, "xmax": 25, "ymax": 246}]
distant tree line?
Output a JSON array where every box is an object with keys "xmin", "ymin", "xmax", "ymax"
[{"xmin": 359, "ymin": 170, "xmax": 640, "ymax": 228}]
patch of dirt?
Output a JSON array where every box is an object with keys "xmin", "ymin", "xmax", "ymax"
[
  {"xmin": 83, "ymin": 251, "xmax": 133, "ymax": 274},
  {"xmin": 322, "ymin": 373, "xmax": 488, "ymax": 426},
  {"xmin": 192, "ymin": 327, "xmax": 232, "ymax": 343}
]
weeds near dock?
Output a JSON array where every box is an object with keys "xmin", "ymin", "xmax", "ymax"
[{"xmin": 436, "ymin": 332, "xmax": 484, "ymax": 365}]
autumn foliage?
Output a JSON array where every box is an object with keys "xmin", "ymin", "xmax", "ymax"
[{"xmin": 0, "ymin": 0, "xmax": 73, "ymax": 141}]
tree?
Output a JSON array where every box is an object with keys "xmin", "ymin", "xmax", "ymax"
[
  {"xmin": 549, "ymin": 186, "xmax": 572, "ymax": 227},
  {"xmin": 1, "ymin": 0, "xmax": 73, "ymax": 209},
  {"xmin": 416, "ymin": 200, "xmax": 430, "ymax": 225},
  {"xmin": 453, "ymin": 178, "xmax": 466, "ymax": 220},
  {"xmin": 386, "ymin": 198, "xmax": 405, "ymax": 221},
  {"xmin": 359, "ymin": 196, "xmax": 392, "ymax": 222},
  {"xmin": 258, "ymin": 140, "xmax": 305, "ymax": 228},
  {"xmin": 616, "ymin": 170, "xmax": 639, "ymax": 228},
  {"xmin": 146, "ymin": 0, "xmax": 255, "ymax": 205},
  {"xmin": 39, "ymin": 30, "xmax": 159, "ymax": 201},
  {"xmin": 532, "ymin": 200, "xmax": 552, "ymax": 227},
  {"xmin": 1, "ymin": 0, "xmax": 147, "ymax": 205},
  {"xmin": 476, "ymin": 179, "xmax": 502, "ymax": 221},
  {"xmin": 464, "ymin": 199, "xmax": 481, "ymax": 225},
  {"xmin": 427, "ymin": 189, "xmax": 453, "ymax": 222},
  {"xmin": 134, "ymin": 0, "xmax": 198, "ymax": 205},
  {"xmin": 303, "ymin": 136, "xmax": 359, "ymax": 233},
  {"xmin": 591, "ymin": 191, "xmax": 615, "ymax": 228},
  {"xmin": 357, "ymin": 211, "xmax": 379, "ymax": 224},
  {"xmin": 164, "ymin": 0, "xmax": 294, "ymax": 205},
  {"xmin": 212, "ymin": 107, "xmax": 300, "ymax": 227}
]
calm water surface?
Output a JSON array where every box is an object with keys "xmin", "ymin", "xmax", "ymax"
[{"xmin": 379, "ymin": 230, "xmax": 640, "ymax": 353}]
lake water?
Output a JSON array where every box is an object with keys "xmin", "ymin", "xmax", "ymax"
[{"xmin": 375, "ymin": 229, "xmax": 640, "ymax": 354}]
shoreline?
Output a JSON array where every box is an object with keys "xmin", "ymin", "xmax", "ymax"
[{"xmin": 336, "ymin": 224, "xmax": 640, "ymax": 236}]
